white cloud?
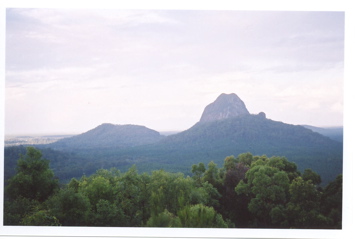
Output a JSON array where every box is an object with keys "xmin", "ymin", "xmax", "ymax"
[{"xmin": 5, "ymin": 9, "xmax": 344, "ymax": 134}]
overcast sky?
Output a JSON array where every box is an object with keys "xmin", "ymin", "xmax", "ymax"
[{"xmin": 5, "ymin": 8, "xmax": 344, "ymax": 135}]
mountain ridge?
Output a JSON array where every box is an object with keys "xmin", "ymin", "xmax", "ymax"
[{"xmin": 158, "ymin": 114, "xmax": 342, "ymax": 157}]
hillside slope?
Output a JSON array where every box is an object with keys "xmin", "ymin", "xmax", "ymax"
[{"xmin": 144, "ymin": 114, "xmax": 342, "ymax": 183}]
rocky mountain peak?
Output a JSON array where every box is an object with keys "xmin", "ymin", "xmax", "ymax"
[{"xmin": 199, "ymin": 93, "xmax": 250, "ymax": 123}]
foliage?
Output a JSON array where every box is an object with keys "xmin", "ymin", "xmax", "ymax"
[
  {"xmin": 21, "ymin": 209, "xmax": 61, "ymax": 226},
  {"xmin": 302, "ymin": 168, "xmax": 322, "ymax": 185},
  {"xmin": 236, "ymin": 164, "xmax": 290, "ymax": 227},
  {"xmin": 5, "ymin": 147, "xmax": 59, "ymax": 202},
  {"xmin": 146, "ymin": 209, "xmax": 181, "ymax": 227},
  {"xmin": 4, "ymin": 197, "xmax": 40, "ymax": 225},
  {"xmin": 284, "ymin": 176, "xmax": 329, "ymax": 228},
  {"xmin": 177, "ymin": 204, "xmax": 228, "ymax": 228},
  {"xmin": 148, "ymin": 170, "xmax": 195, "ymax": 216},
  {"xmin": 234, "ymin": 154, "xmax": 339, "ymax": 229},
  {"xmin": 91, "ymin": 199, "xmax": 126, "ymax": 227},
  {"xmin": 202, "ymin": 161, "xmax": 221, "ymax": 187},
  {"xmin": 320, "ymin": 174, "xmax": 342, "ymax": 228},
  {"xmin": 45, "ymin": 188, "xmax": 91, "ymax": 226},
  {"xmin": 3, "ymin": 148, "xmax": 342, "ymax": 229},
  {"xmin": 218, "ymin": 155, "xmax": 250, "ymax": 227},
  {"xmin": 191, "ymin": 162, "xmax": 206, "ymax": 184}
]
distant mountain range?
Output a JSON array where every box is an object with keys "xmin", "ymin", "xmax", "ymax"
[
  {"xmin": 5, "ymin": 93, "xmax": 343, "ymax": 185},
  {"xmin": 302, "ymin": 125, "xmax": 343, "ymax": 143}
]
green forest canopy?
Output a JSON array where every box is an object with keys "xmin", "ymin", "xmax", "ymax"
[{"xmin": 4, "ymin": 147, "xmax": 342, "ymax": 229}]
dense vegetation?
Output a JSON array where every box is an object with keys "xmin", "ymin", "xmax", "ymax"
[
  {"xmin": 4, "ymin": 147, "xmax": 342, "ymax": 228},
  {"xmin": 4, "ymin": 146, "xmax": 89, "ymax": 183}
]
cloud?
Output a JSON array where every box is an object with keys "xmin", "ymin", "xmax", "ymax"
[{"xmin": 5, "ymin": 9, "xmax": 344, "ymax": 134}]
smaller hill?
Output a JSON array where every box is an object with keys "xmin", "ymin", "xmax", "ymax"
[{"xmin": 50, "ymin": 123, "xmax": 165, "ymax": 150}]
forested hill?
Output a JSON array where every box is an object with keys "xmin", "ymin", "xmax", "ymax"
[
  {"xmin": 161, "ymin": 114, "xmax": 341, "ymax": 153},
  {"xmin": 49, "ymin": 123, "xmax": 165, "ymax": 150},
  {"xmin": 144, "ymin": 113, "xmax": 342, "ymax": 184}
]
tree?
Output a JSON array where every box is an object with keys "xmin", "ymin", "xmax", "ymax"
[
  {"xmin": 202, "ymin": 161, "xmax": 221, "ymax": 189},
  {"xmin": 223, "ymin": 155, "xmax": 238, "ymax": 171},
  {"xmin": 191, "ymin": 162, "xmax": 206, "ymax": 184},
  {"xmin": 146, "ymin": 209, "xmax": 181, "ymax": 227},
  {"xmin": 116, "ymin": 165, "xmax": 146, "ymax": 226},
  {"xmin": 21, "ymin": 208, "xmax": 61, "ymax": 226},
  {"xmin": 6, "ymin": 147, "xmax": 59, "ymax": 202},
  {"xmin": 80, "ymin": 175, "xmax": 114, "ymax": 209},
  {"xmin": 68, "ymin": 178, "xmax": 80, "ymax": 192},
  {"xmin": 148, "ymin": 170, "xmax": 195, "ymax": 216},
  {"xmin": 177, "ymin": 204, "xmax": 228, "ymax": 228},
  {"xmin": 238, "ymin": 152, "xmax": 253, "ymax": 167},
  {"xmin": 91, "ymin": 199, "xmax": 126, "ymax": 227},
  {"xmin": 221, "ymin": 161, "xmax": 249, "ymax": 227},
  {"xmin": 235, "ymin": 160, "xmax": 290, "ymax": 227},
  {"xmin": 267, "ymin": 156, "xmax": 300, "ymax": 182},
  {"xmin": 224, "ymin": 163, "xmax": 248, "ymax": 192},
  {"xmin": 302, "ymin": 168, "xmax": 321, "ymax": 185},
  {"xmin": 3, "ymin": 197, "xmax": 40, "ymax": 225},
  {"xmin": 320, "ymin": 174, "xmax": 342, "ymax": 228},
  {"xmin": 286, "ymin": 177, "xmax": 329, "ymax": 228},
  {"xmin": 46, "ymin": 188, "xmax": 91, "ymax": 226}
]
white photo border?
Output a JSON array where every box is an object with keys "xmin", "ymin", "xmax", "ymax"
[{"xmin": 1, "ymin": 1, "xmax": 354, "ymax": 239}]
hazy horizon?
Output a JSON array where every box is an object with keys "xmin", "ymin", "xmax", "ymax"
[
  {"xmin": 4, "ymin": 117, "xmax": 345, "ymax": 137},
  {"xmin": 5, "ymin": 9, "xmax": 344, "ymax": 135}
]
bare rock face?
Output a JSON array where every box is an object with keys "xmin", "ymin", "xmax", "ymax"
[{"xmin": 199, "ymin": 93, "xmax": 250, "ymax": 123}]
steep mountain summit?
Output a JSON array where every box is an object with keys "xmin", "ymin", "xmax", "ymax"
[{"xmin": 199, "ymin": 93, "xmax": 250, "ymax": 123}]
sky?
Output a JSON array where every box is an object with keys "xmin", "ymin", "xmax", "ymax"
[{"xmin": 4, "ymin": 8, "xmax": 345, "ymax": 135}]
